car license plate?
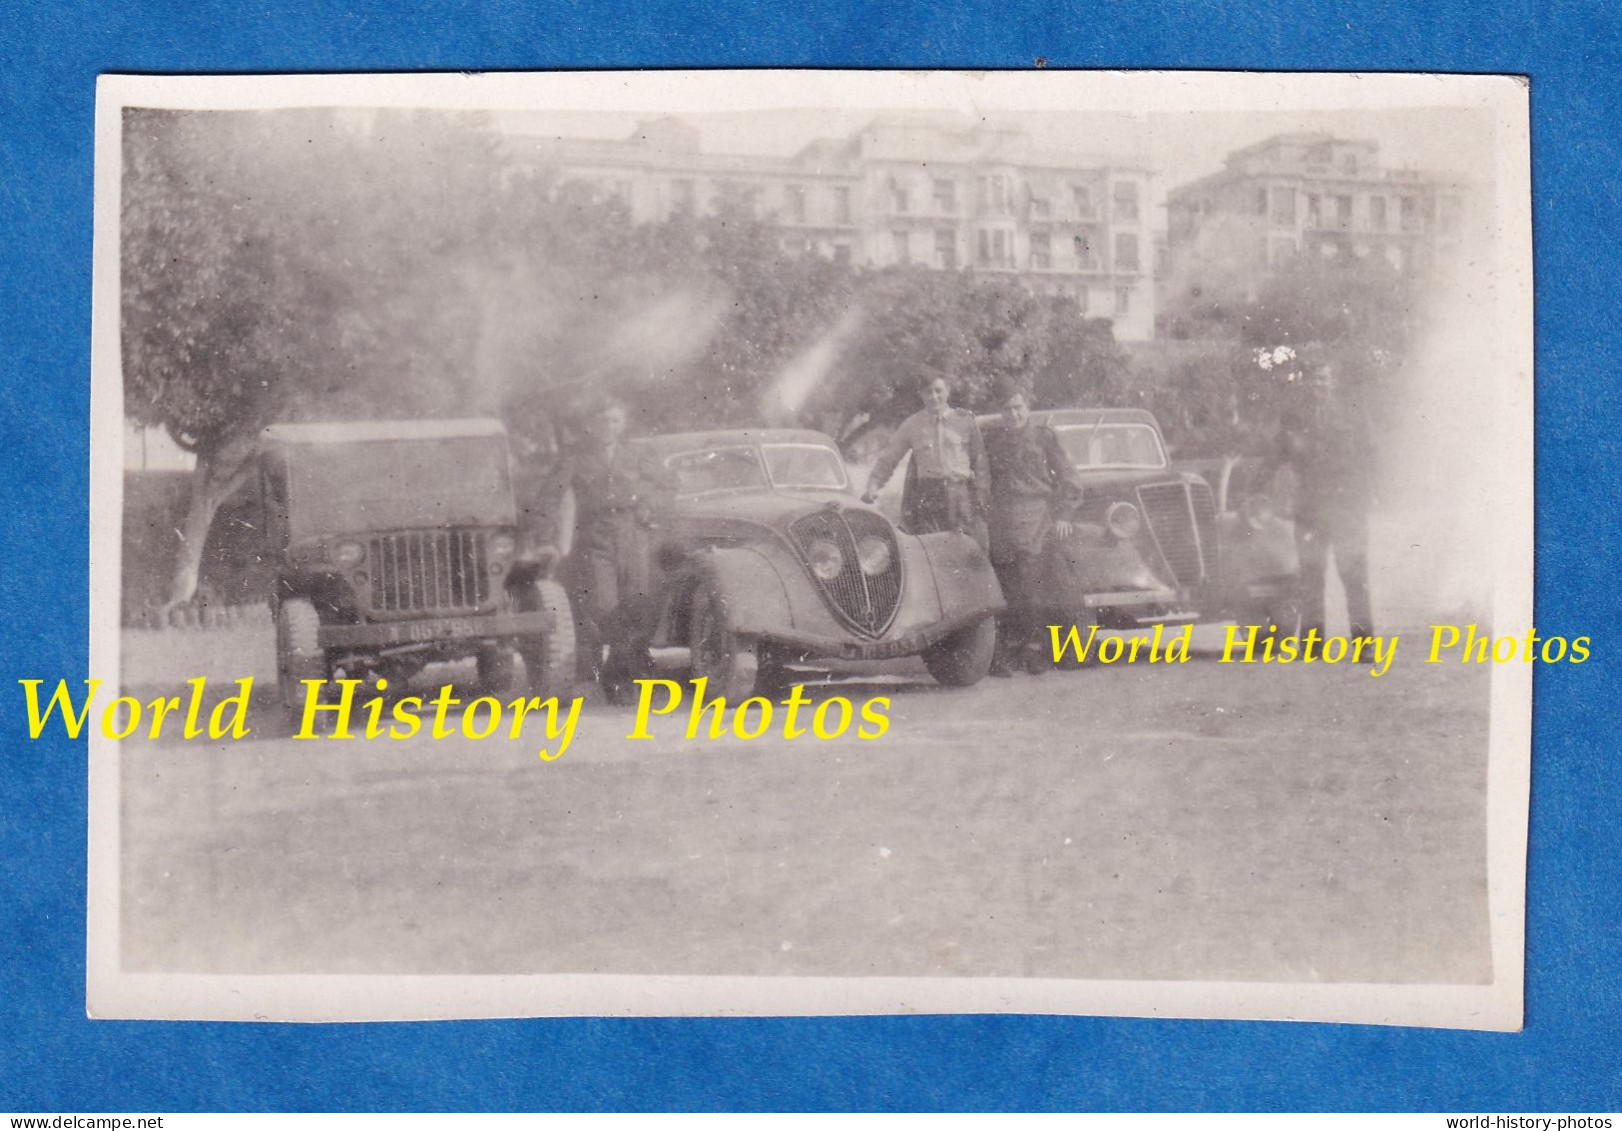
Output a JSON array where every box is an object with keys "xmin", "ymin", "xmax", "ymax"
[{"xmin": 841, "ymin": 636, "xmax": 925, "ymax": 660}]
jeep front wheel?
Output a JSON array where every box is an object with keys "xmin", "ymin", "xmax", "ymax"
[
  {"xmin": 515, "ymin": 579, "xmax": 576, "ymax": 696},
  {"xmin": 921, "ymin": 615, "xmax": 997, "ymax": 687},
  {"xmin": 276, "ymin": 597, "xmax": 329, "ymax": 723}
]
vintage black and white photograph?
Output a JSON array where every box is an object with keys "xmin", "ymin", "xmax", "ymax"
[{"xmin": 87, "ymin": 71, "xmax": 1532, "ymax": 1027}]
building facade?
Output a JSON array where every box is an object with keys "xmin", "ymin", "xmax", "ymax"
[
  {"xmin": 505, "ymin": 116, "xmax": 1157, "ymax": 340},
  {"xmin": 1164, "ymin": 133, "xmax": 1470, "ymax": 302}
]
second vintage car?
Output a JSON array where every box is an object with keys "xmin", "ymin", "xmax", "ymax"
[
  {"xmin": 622, "ymin": 428, "xmax": 1005, "ymax": 697},
  {"xmin": 978, "ymin": 408, "xmax": 1299, "ymax": 635}
]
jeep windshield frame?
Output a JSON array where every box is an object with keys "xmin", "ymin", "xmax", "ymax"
[{"xmin": 276, "ymin": 435, "xmax": 516, "ymax": 540}]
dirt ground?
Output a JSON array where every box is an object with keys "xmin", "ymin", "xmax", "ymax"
[{"xmin": 117, "ymin": 622, "xmax": 1492, "ymax": 984}]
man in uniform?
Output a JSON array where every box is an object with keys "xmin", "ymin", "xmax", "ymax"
[
  {"xmin": 1267, "ymin": 363, "xmax": 1377, "ymax": 645},
  {"xmin": 557, "ymin": 397, "xmax": 671, "ymax": 692},
  {"xmin": 861, "ymin": 375, "xmax": 989, "ymax": 550},
  {"xmin": 983, "ymin": 385, "xmax": 1082, "ymax": 675}
]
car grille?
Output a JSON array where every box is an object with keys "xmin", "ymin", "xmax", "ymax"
[
  {"xmin": 791, "ymin": 508, "xmax": 902, "ymax": 637},
  {"xmin": 1136, "ymin": 482, "xmax": 1216, "ymax": 589},
  {"xmin": 368, "ymin": 529, "xmax": 490, "ymax": 612}
]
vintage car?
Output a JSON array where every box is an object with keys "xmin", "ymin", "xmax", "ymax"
[
  {"xmin": 977, "ymin": 408, "xmax": 1299, "ymax": 632},
  {"xmin": 258, "ymin": 419, "xmax": 574, "ymax": 719},
  {"xmin": 624, "ymin": 428, "xmax": 1005, "ymax": 697}
]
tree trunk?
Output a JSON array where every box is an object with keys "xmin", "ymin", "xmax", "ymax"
[{"xmin": 161, "ymin": 432, "xmax": 257, "ymax": 612}]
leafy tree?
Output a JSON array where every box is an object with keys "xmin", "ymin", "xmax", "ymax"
[{"xmin": 124, "ymin": 108, "xmax": 545, "ymax": 608}]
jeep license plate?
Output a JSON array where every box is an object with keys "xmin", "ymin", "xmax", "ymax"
[{"xmin": 389, "ymin": 617, "xmax": 489, "ymax": 644}]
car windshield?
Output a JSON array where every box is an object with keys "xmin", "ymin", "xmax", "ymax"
[
  {"xmin": 1053, "ymin": 422, "xmax": 1167, "ymax": 470},
  {"xmin": 665, "ymin": 447, "xmax": 770, "ymax": 494},
  {"xmin": 284, "ymin": 436, "xmax": 514, "ymax": 535},
  {"xmin": 665, "ymin": 442, "xmax": 850, "ymax": 495},
  {"xmin": 762, "ymin": 443, "xmax": 848, "ymax": 490}
]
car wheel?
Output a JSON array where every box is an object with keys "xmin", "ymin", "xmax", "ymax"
[
  {"xmin": 688, "ymin": 578, "xmax": 759, "ymax": 700},
  {"xmin": 276, "ymin": 597, "xmax": 329, "ymax": 725},
  {"xmin": 476, "ymin": 645, "xmax": 518, "ymax": 692},
  {"xmin": 1052, "ymin": 604, "xmax": 1099, "ymax": 671},
  {"xmin": 515, "ymin": 579, "xmax": 576, "ymax": 697},
  {"xmin": 921, "ymin": 615, "xmax": 997, "ymax": 687}
]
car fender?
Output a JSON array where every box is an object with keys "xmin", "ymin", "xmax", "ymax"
[
  {"xmin": 682, "ymin": 545, "xmax": 796, "ymax": 639},
  {"xmin": 914, "ymin": 531, "xmax": 1004, "ymax": 620}
]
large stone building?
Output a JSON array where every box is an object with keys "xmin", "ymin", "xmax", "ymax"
[
  {"xmin": 504, "ymin": 116, "xmax": 1157, "ymax": 340},
  {"xmin": 1163, "ymin": 133, "xmax": 1471, "ymax": 308}
]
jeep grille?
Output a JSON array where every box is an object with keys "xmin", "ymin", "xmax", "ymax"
[
  {"xmin": 1136, "ymin": 482, "xmax": 1217, "ymax": 589},
  {"xmin": 791, "ymin": 508, "xmax": 902, "ymax": 638},
  {"xmin": 368, "ymin": 529, "xmax": 490, "ymax": 612}
]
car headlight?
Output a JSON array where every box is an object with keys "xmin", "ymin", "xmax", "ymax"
[
  {"xmin": 806, "ymin": 538, "xmax": 845, "ymax": 581},
  {"xmin": 855, "ymin": 535, "xmax": 892, "ymax": 576},
  {"xmin": 1240, "ymin": 493, "xmax": 1274, "ymax": 532},
  {"xmin": 488, "ymin": 532, "xmax": 517, "ymax": 561},
  {"xmin": 1105, "ymin": 502, "xmax": 1142, "ymax": 540},
  {"xmin": 332, "ymin": 540, "xmax": 365, "ymax": 567}
]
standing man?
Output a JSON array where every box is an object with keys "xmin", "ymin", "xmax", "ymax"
[
  {"xmin": 1269, "ymin": 363, "xmax": 1377, "ymax": 645},
  {"xmin": 558, "ymin": 397, "xmax": 670, "ymax": 693},
  {"xmin": 983, "ymin": 385, "xmax": 1083, "ymax": 676},
  {"xmin": 862, "ymin": 375, "xmax": 989, "ymax": 549}
]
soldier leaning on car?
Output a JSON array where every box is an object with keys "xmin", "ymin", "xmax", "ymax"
[
  {"xmin": 862, "ymin": 374, "xmax": 990, "ymax": 550},
  {"xmin": 1264, "ymin": 363, "xmax": 1377, "ymax": 646},
  {"xmin": 983, "ymin": 384, "xmax": 1084, "ymax": 677},
  {"xmin": 556, "ymin": 397, "xmax": 672, "ymax": 689}
]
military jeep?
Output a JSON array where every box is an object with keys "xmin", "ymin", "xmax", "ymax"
[{"xmin": 258, "ymin": 419, "xmax": 573, "ymax": 719}]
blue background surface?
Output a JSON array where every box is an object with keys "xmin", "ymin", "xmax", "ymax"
[{"xmin": 2, "ymin": 0, "xmax": 1618, "ymax": 1112}]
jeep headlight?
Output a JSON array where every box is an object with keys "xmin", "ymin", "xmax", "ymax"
[
  {"xmin": 488, "ymin": 532, "xmax": 516, "ymax": 561},
  {"xmin": 1105, "ymin": 502, "xmax": 1142, "ymax": 540},
  {"xmin": 855, "ymin": 535, "xmax": 892, "ymax": 576},
  {"xmin": 332, "ymin": 540, "xmax": 365, "ymax": 567},
  {"xmin": 806, "ymin": 538, "xmax": 845, "ymax": 581}
]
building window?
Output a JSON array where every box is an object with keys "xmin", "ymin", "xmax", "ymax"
[
  {"xmin": 1271, "ymin": 187, "xmax": 1297, "ymax": 226},
  {"xmin": 832, "ymin": 242, "xmax": 852, "ymax": 265},
  {"xmin": 1342, "ymin": 152, "xmax": 1359, "ymax": 174},
  {"xmin": 1030, "ymin": 231, "xmax": 1051, "ymax": 270},
  {"xmin": 1074, "ymin": 230, "xmax": 1098, "ymax": 270},
  {"xmin": 1400, "ymin": 196, "xmax": 1420, "ymax": 231},
  {"xmin": 983, "ymin": 175, "xmax": 1009, "ymax": 214},
  {"xmin": 1071, "ymin": 184, "xmax": 1092, "ymax": 217},
  {"xmin": 834, "ymin": 185, "xmax": 852, "ymax": 224},
  {"xmin": 1112, "ymin": 181, "xmax": 1140, "ymax": 222},
  {"xmin": 1385, "ymin": 244, "xmax": 1405, "ymax": 271},
  {"xmin": 671, "ymin": 179, "xmax": 696, "ymax": 213},
  {"xmin": 891, "ymin": 181, "xmax": 909, "ymax": 213},
  {"xmin": 935, "ymin": 228, "xmax": 958, "ymax": 269},
  {"xmin": 1334, "ymin": 194, "xmax": 1353, "ymax": 229},
  {"xmin": 1256, "ymin": 188, "xmax": 1269, "ymax": 215},
  {"xmin": 787, "ymin": 184, "xmax": 807, "ymax": 223},
  {"xmin": 1114, "ymin": 232, "xmax": 1140, "ymax": 272},
  {"xmin": 976, "ymin": 229, "xmax": 1011, "ymax": 267},
  {"xmin": 1305, "ymin": 194, "xmax": 1321, "ymax": 227},
  {"xmin": 1076, "ymin": 287, "xmax": 1089, "ymax": 314},
  {"xmin": 892, "ymin": 230, "xmax": 910, "ymax": 265},
  {"xmin": 1369, "ymin": 195, "xmax": 1387, "ymax": 230},
  {"xmin": 1030, "ymin": 195, "xmax": 1051, "ymax": 219},
  {"xmin": 933, "ymin": 179, "xmax": 957, "ymax": 213},
  {"xmin": 1115, "ymin": 286, "xmax": 1131, "ymax": 315}
]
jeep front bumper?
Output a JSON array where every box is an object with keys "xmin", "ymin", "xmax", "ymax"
[{"xmin": 317, "ymin": 610, "xmax": 555, "ymax": 651}]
